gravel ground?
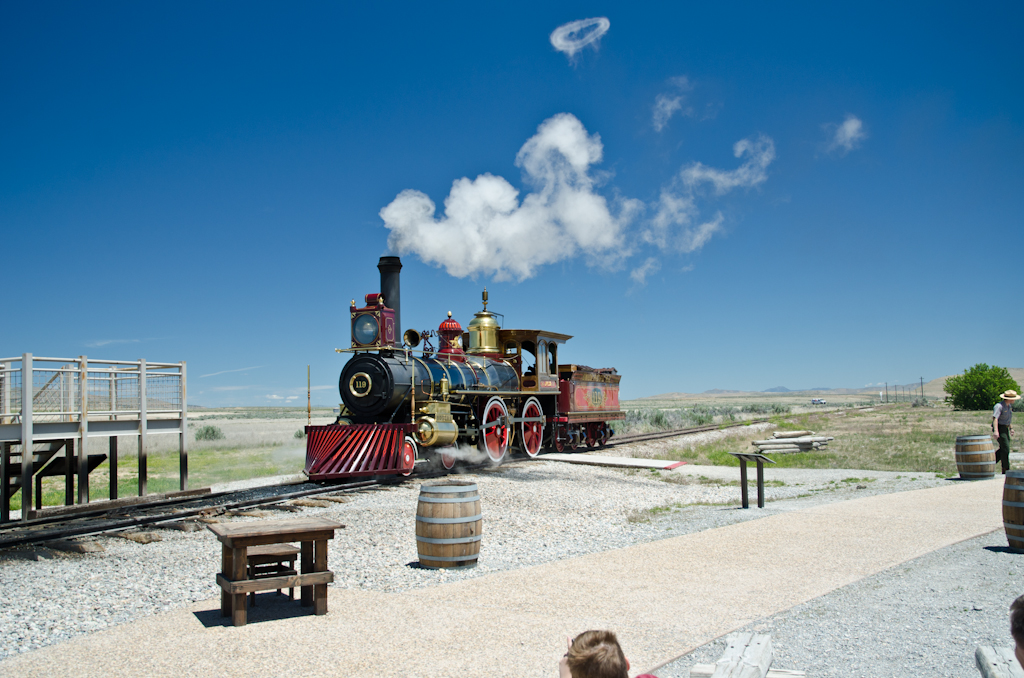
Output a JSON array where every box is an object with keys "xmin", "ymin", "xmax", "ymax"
[{"xmin": 0, "ymin": 437, "xmax": 1016, "ymax": 675}]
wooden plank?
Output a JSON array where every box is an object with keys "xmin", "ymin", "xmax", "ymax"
[
  {"xmin": 690, "ymin": 666, "xmax": 803, "ymax": 678},
  {"xmin": 207, "ymin": 517, "xmax": 342, "ymax": 542},
  {"xmin": 247, "ymin": 543, "xmax": 300, "ymax": 559},
  {"xmin": 976, "ymin": 645, "xmax": 1024, "ymax": 678},
  {"xmin": 216, "ymin": 570, "xmax": 333, "ymax": 594},
  {"xmin": 710, "ymin": 632, "xmax": 773, "ymax": 678},
  {"xmin": 314, "ymin": 539, "xmax": 328, "ymax": 615}
]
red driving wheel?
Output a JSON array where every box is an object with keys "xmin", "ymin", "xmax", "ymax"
[
  {"xmin": 520, "ymin": 397, "xmax": 544, "ymax": 458},
  {"xmin": 554, "ymin": 424, "xmax": 566, "ymax": 452},
  {"xmin": 479, "ymin": 397, "xmax": 510, "ymax": 463}
]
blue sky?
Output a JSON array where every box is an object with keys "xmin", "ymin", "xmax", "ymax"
[{"xmin": 3, "ymin": 2, "xmax": 1022, "ymax": 405}]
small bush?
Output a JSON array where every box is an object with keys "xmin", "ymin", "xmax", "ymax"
[
  {"xmin": 944, "ymin": 364, "xmax": 1021, "ymax": 411},
  {"xmin": 294, "ymin": 428, "xmax": 306, "ymax": 439},
  {"xmin": 194, "ymin": 425, "xmax": 225, "ymax": 441}
]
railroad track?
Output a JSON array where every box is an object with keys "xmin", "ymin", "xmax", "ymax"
[{"xmin": 0, "ymin": 413, "xmax": 826, "ymax": 548}]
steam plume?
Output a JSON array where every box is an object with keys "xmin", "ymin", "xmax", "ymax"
[
  {"xmin": 381, "ymin": 113, "xmax": 640, "ymax": 281},
  {"xmin": 549, "ymin": 17, "xmax": 610, "ymax": 60}
]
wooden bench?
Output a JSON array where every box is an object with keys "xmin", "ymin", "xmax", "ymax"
[
  {"xmin": 207, "ymin": 517, "xmax": 343, "ymax": 626},
  {"xmin": 976, "ymin": 645, "xmax": 1024, "ymax": 678},
  {"xmin": 728, "ymin": 453, "xmax": 776, "ymax": 509},
  {"xmin": 688, "ymin": 632, "xmax": 804, "ymax": 678},
  {"xmin": 246, "ymin": 543, "xmax": 300, "ymax": 606}
]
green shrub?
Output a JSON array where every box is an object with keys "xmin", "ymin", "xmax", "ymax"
[
  {"xmin": 944, "ymin": 364, "xmax": 1020, "ymax": 411},
  {"xmin": 294, "ymin": 428, "xmax": 306, "ymax": 439},
  {"xmin": 194, "ymin": 425, "xmax": 225, "ymax": 441}
]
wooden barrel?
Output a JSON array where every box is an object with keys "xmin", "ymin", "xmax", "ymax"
[
  {"xmin": 955, "ymin": 435, "xmax": 996, "ymax": 480},
  {"xmin": 1003, "ymin": 471, "xmax": 1024, "ymax": 553},
  {"xmin": 416, "ymin": 482, "xmax": 482, "ymax": 569}
]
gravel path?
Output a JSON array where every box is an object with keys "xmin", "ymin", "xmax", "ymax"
[{"xmin": 0, "ymin": 444, "xmax": 1015, "ymax": 676}]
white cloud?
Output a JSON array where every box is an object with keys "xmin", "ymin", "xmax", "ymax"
[
  {"xmin": 550, "ymin": 17, "xmax": 610, "ymax": 60},
  {"xmin": 643, "ymin": 135, "xmax": 775, "ymax": 262},
  {"xmin": 653, "ymin": 96, "xmax": 683, "ymax": 133},
  {"xmin": 681, "ymin": 135, "xmax": 776, "ymax": 194},
  {"xmin": 652, "ymin": 76, "xmax": 693, "ymax": 132},
  {"xmin": 211, "ymin": 385, "xmax": 253, "ymax": 392},
  {"xmin": 630, "ymin": 257, "xmax": 661, "ymax": 284},
  {"xmin": 200, "ymin": 365, "xmax": 265, "ymax": 378},
  {"xmin": 824, "ymin": 114, "xmax": 867, "ymax": 155},
  {"xmin": 266, "ymin": 394, "xmax": 284, "ymax": 400},
  {"xmin": 381, "ymin": 113, "xmax": 641, "ymax": 281},
  {"xmin": 86, "ymin": 338, "xmax": 140, "ymax": 348}
]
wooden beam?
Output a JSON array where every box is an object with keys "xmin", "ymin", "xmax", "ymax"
[
  {"xmin": 976, "ymin": 645, "xmax": 1024, "ymax": 678},
  {"xmin": 710, "ymin": 632, "xmax": 773, "ymax": 678}
]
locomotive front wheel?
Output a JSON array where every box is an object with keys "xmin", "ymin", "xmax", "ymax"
[
  {"xmin": 479, "ymin": 396, "xmax": 510, "ymax": 463},
  {"xmin": 399, "ymin": 436, "xmax": 418, "ymax": 477},
  {"xmin": 554, "ymin": 424, "xmax": 566, "ymax": 452},
  {"xmin": 520, "ymin": 397, "xmax": 544, "ymax": 458},
  {"xmin": 440, "ymin": 440, "xmax": 458, "ymax": 471}
]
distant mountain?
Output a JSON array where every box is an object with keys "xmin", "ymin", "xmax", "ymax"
[
  {"xmin": 703, "ymin": 389, "xmax": 743, "ymax": 394},
  {"xmin": 763, "ymin": 386, "xmax": 791, "ymax": 392}
]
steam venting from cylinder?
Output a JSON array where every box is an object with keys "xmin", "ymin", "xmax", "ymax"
[{"xmin": 378, "ymin": 256, "xmax": 402, "ymax": 340}]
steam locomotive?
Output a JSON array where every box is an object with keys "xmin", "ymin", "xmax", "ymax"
[{"xmin": 303, "ymin": 256, "xmax": 624, "ymax": 480}]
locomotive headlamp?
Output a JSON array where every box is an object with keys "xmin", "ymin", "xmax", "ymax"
[
  {"xmin": 350, "ymin": 293, "xmax": 395, "ymax": 348},
  {"xmin": 353, "ymin": 314, "xmax": 380, "ymax": 345}
]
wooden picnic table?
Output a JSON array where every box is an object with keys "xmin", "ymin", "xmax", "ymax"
[{"xmin": 207, "ymin": 517, "xmax": 343, "ymax": 626}]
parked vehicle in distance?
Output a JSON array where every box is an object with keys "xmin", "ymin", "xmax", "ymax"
[{"xmin": 811, "ymin": 398, "xmax": 827, "ymax": 405}]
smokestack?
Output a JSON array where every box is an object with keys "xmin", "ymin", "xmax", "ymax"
[{"xmin": 378, "ymin": 256, "xmax": 402, "ymax": 340}]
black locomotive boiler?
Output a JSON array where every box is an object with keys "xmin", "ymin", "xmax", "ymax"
[{"xmin": 304, "ymin": 256, "xmax": 624, "ymax": 480}]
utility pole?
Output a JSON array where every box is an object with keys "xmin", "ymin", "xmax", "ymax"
[
  {"xmin": 920, "ymin": 376, "xmax": 924, "ymax": 401},
  {"xmin": 307, "ymin": 365, "xmax": 311, "ymax": 426}
]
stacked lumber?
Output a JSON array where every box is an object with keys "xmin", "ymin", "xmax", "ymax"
[{"xmin": 751, "ymin": 430, "xmax": 833, "ymax": 454}]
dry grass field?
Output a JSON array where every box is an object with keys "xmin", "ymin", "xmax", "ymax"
[{"xmin": 621, "ymin": 402, "xmax": 997, "ymax": 476}]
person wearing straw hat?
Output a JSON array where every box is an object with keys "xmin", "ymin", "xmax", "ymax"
[{"xmin": 993, "ymin": 390, "xmax": 1020, "ymax": 474}]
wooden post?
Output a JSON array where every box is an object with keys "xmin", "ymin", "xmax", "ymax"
[
  {"xmin": 300, "ymin": 541, "xmax": 314, "ymax": 607},
  {"xmin": 21, "ymin": 353, "xmax": 33, "ymax": 521},
  {"xmin": 78, "ymin": 356, "xmax": 89, "ymax": 504},
  {"xmin": 0, "ymin": 442, "xmax": 9, "ymax": 522},
  {"xmin": 231, "ymin": 546, "xmax": 247, "ymax": 626},
  {"xmin": 65, "ymin": 439, "xmax": 74, "ymax": 505},
  {"xmin": 108, "ymin": 437, "xmax": 118, "ymax": 500},
  {"xmin": 739, "ymin": 456, "xmax": 749, "ymax": 509},
  {"xmin": 756, "ymin": 459, "xmax": 765, "ymax": 509},
  {"xmin": 314, "ymin": 539, "xmax": 328, "ymax": 615},
  {"xmin": 139, "ymin": 359, "xmax": 147, "ymax": 497},
  {"xmin": 220, "ymin": 546, "xmax": 233, "ymax": 617},
  {"xmin": 179, "ymin": 361, "xmax": 187, "ymax": 491}
]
